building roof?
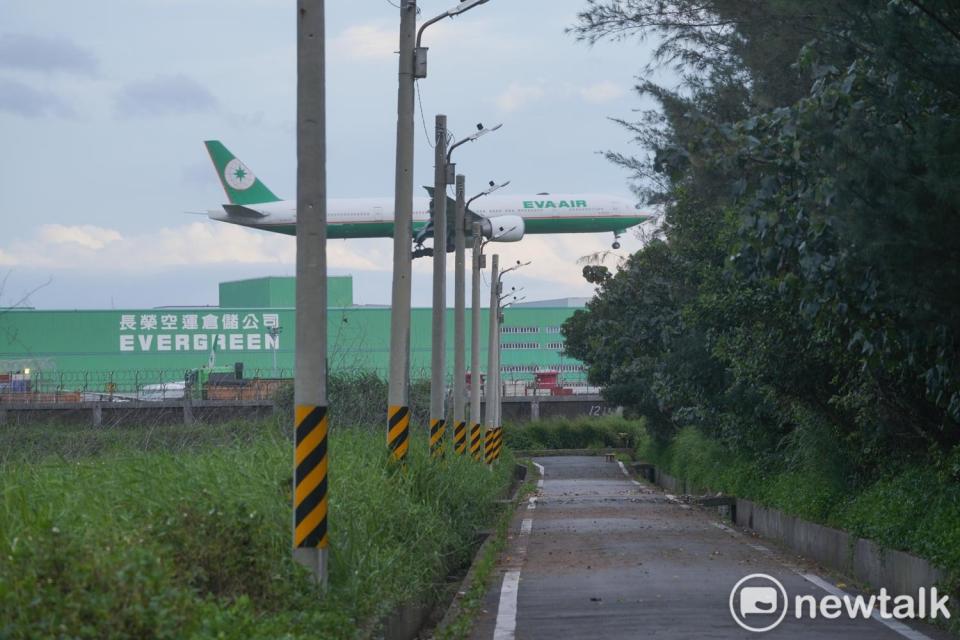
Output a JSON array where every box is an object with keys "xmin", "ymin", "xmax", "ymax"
[{"xmin": 513, "ymin": 297, "xmax": 589, "ymax": 308}]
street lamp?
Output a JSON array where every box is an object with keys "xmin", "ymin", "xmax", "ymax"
[
  {"xmin": 268, "ymin": 326, "xmax": 283, "ymax": 378},
  {"xmin": 468, "ymin": 179, "xmax": 511, "ymax": 213},
  {"xmin": 387, "ymin": 0, "xmax": 493, "ymax": 464},
  {"xmin": 447, "ymin": 123, "xmax": 502, "ymax": 177},
  {"xmin": 468, "ymin": 180, "xmax": 508, "ymax": 461},
  {"xmin": 415, "ymin": 0, "xmax": 492, "ymax": 76},
  {"xmin": 483, "ymin": 259, "xmax": 530, "ymax": 459},
  {"xmin": 442, "ymin": 124, "xmax": 503, "ymax": 457}
]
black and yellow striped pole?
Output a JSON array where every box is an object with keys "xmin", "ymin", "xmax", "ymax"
[
  {"xmin": 428, "ymin": 115, "xmax": 448, "ymax": 461},
  {"xmin": 454, "ymin": 420, "xmax": 467, "ymax": 456},
  {"xmin": 388, "ymin": 405, "xmax": 410, "ymax": 462},
  {"xmin": 484, "ymin": 255, "xmax": 500, "ymax": 466},
  {"xmin": 470, "ymin": 422, "xmax": 482, "ymax": 461},
  {"xmin": 484, "ymin": 427, "xmax": 496, "ymax": 465},
  {"xmin": 493, "ymin": 426, "xmax": 503, "ymax": 462},
  {"xmin": 430, "ymin": 418, "xmax": 446, "ymax": 459},
  {"xmin": 293, "ymin": 0, "xmax": 329, "ymax": 585},
  {"xmin": 295, "ymin": 405, "xmax": 329, "ymax": 549}
]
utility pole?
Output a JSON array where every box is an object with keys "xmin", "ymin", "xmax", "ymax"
[
  {"xmin": 387, "ymin": 0, "xmax": 416, "ymax": 463},
  {"xmin": 453, "ymin": 174, "xmax": 467, "ymax": 455},
  {"xmin": 494, "ymin": 302, "xmax": 503, "ymax": 460},
  {"xmin": 429, "ymin": 114, "xmax": 448, "ymax": 459},
  {"xmin": 485, "ymin": 254, "xmax": 499, "ymax": 464},
  {"xmin": 469, "ymin": 221, "xmax": 483, "ymax": 461},
  {"xmin": 293, "ymin": 0, "xmax": 328, "ymax": 585}
]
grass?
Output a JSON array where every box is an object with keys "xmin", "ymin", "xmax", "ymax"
[
  {"xmin": 0, "ymin": 421, "xmax": 514, "ymax": 639},
  {"xmin": 435, "ymin": 461, "xmax": 540, "ymax": 640},
  {"xmin": 502, "ymin": 416, "xmax": 646, "ymax": 451},
  {"xmin": 637, "ymin": 426, "xmax": 960, "ymax": 602}
]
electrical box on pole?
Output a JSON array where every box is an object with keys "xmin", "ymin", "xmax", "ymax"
[{"xmin": 414, "ymin": 48, "xmax": 428, "ymax": 78}]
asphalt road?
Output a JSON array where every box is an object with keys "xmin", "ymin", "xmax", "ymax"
[{"xmin": 468, "ymin": 455, "xmax": 953, "ymax": 640}]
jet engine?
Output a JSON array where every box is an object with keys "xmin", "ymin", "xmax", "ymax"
[{"xmin": 480, "ymin": 215, "xmax": 525, "ymax": 242}]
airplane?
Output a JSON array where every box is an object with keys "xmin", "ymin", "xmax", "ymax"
[{"xmin": 203, "ymin": 140, "xmax": 652, "ymax": 250}]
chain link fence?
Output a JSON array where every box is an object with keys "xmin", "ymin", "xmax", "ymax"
[{"xmin": 0, "ymin": 366, "xmax": 596, "ymax": 405}]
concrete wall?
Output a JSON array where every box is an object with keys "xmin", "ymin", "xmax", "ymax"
[
  {"xmin": 735, "ymin": 498, "xmax": 944, "ymax": 597},
  {"xmin": 0, "ymin": 401, "xmax": 273, "ymax": 427},
  {"xmin": 646, "ymin": 467, "xmax": 945, "ymax": 597},
  {"xmin": 500, "ymin": 395, "xmax": 621, "ymax": 423},
  {"xmin": 1, "ymin": 396, "xmax": 617, "ymax": 426}
]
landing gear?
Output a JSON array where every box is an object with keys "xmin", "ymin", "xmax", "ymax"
[
  {"xmin": 412, "ymin": 244, "xmax": 434, "ymax": 260},
  {"xmin": 611, "ymin": 231, "xmax": 623, "ymax": 250}
]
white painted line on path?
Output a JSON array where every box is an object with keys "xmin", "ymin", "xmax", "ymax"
[
  {"xmin": 493, "ymin": 570, "xmax": 521, "ymax": 640},
  {"xmin": 520, "ymin": 518, "xmax": 532, "ymax": 535},
  {"xmin": 711, "ymin": 518, "xmax": 937, "ymax": 639},
  {"xmin": 495, "ymin": 462, "xmax": 545, "ymax": 638},
  {"xmin": 616, "ymin": 460, "xmax": 643, "ymax": 485},
  {"xmin": 801, "ymin": 573, "xmax": 936, "ymax": 640},
  {"xmin": 532, "ymin": 462, "xmax": 545, "ymax": 488}
]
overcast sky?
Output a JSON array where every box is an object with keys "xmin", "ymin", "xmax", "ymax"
[{"xmin": 0, "ymin": 0, "xmax": 661, "ymax": 310}]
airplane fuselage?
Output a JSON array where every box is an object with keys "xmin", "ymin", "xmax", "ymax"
[{"xmin": 207, "ymin": 194, "xmax": 649, "ymax": 238}]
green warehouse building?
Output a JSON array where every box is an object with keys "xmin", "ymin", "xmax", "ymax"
[{"xmin": 0, "ymin": 276, "xmax": 589, "ymax": 396}]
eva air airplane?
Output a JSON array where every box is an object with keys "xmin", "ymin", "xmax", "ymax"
[{"xmin": 204, "ymin": 140, "xmax": 650, "ymax": 250}]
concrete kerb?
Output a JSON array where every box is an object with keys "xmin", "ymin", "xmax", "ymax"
[
  {"xmin": 513, "ymin": 447, "xmax": 633, "ymax": 458},
  {"xmin": 629, "ymin": 463, "xmax": 947, "ymax": 601},
  {"xmin": 372, "ymin": 463, "xmax": 528, "ymax": 640},
  {"xmin": 431, "ymin": 462, "xmax": 536, "ymax": 638}
]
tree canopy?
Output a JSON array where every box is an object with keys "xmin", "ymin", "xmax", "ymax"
[{"xmin": 564, "ymin": 0, "xmax": 960, "ymax": 478}]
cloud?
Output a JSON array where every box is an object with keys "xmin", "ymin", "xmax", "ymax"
[
  {"xmin": 331, "ymin": 24, "xmax": 396, "ymax": 61},
  {"xmin": 0, "ymin": 78, "xmax": 75, "ymax": 118},
  {"xmin": 38, "ymin": 225, "xmax": 122, "ymax": 250},
  {"xmin": 115, "ymin": 74, "xmax": 218, "ymax": 118},
  {"xmin": 0, "ymin": 33, "xmax": 98, "ymax": 75},
  {"xmin": 579, "ymin": 80, "xmax": 625, "ymax": 104},
  {"xmin": 495, "ymin": 82, "xmax": 544, "ymax": 112},
  {"xmin": 0, "ymin": 222, "xmax": 384, "ymax": 273}
]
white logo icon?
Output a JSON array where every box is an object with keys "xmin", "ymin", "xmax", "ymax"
[
  {"xmin": 224, "ymin": 158, "xmax": 256, "ymax": 190},
  {"xmin": 730, "ymin": 574, "xmax": 788, "ymax": 633},
  {"xmin": 741, "ymin": 587, "xmax": 778, "ymax": 615}
]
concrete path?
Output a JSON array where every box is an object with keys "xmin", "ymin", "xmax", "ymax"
[{"xmin": 469, "ymin": 456, "xmax": 953, "ymax": 640}]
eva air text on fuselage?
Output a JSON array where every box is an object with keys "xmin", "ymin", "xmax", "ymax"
[{"xmin": 522, "ymin": 200, "xmax": 587, "ymax": 209}]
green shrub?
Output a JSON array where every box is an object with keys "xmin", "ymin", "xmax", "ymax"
[{"xmin": 503, "ymin": 416, "xmax": 645, "ymax": 450}]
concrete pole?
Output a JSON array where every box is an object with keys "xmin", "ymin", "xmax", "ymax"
[
  {"xmin": 453, "ymin": 174, "xmax": 467, "ymax": 455},
  {"xmin": 293, "ymin": 0, "xmax": 329, "ymax": 586},
  {"xmin": 429, "ymin": 114, "xmax": 448, "ymax": 459},
  {"xmin": 494, "ymin": 300, "xmax": 502, "ymax": 459},
  {"xmin": 469, "ymin": 222, "xmax": 483, "ymax": 461},
  {"xmin": 485, "ymin": 254, "xmax": 499, "ymax": 464},
  {"xmin": 387, "ymin": 0, "xmax": 417, "ymax": 463}
]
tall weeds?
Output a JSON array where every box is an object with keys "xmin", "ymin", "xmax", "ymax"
[{"xmin": 0, "ymin": 422, "xmax": 512, "ymax": 639}]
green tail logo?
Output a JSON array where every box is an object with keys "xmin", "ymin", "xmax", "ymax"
[{"xmin": 204, "ymin": 140, "xmax": 281, "ymax": 205}]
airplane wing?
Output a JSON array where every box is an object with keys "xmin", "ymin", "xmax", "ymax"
[{"xmin": 418, "ymin": 186, "xmax": 482, "ymax": 252}]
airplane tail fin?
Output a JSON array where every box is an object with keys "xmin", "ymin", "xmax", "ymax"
[{"xmin": 204, "ymin": 140, "xmax": 281, "ymax": 205}]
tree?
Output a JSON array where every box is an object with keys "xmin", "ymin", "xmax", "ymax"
[{"xmin": 564, "ymin": 0, "xmax": 960, "ymax": 475}]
